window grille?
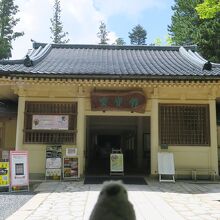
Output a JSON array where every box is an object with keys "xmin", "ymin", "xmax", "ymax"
[
  {"xmin": 24, "ymin": 102, "xmax": 77, "ymax": 144},
  {"xmin": 159, "ymin": 104, "xmax": 210, "ymax": 146}
]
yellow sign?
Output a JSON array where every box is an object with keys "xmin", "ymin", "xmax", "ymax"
[{"xmin": 0, "ymin": 162, "xmax": 10, "ymax": 186}]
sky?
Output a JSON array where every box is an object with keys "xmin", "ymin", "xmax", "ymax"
[{"xmin": 12, "ymin": 0, "xmax": 175, "ymax": 59}]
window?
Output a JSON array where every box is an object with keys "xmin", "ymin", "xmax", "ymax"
[
  {"xmin": 24, "ymin": 102, "xmax": 77, "ymax": 144},
  {"xmin": 159, "ymin": 104, "xmax": 210, "ymax": 146}
]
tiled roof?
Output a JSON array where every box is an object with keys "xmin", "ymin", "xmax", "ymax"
[{"xmin": 0, "ymin": 43, "xmax": 220, "ymax": 79}]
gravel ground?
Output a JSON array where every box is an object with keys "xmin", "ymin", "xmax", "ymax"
[{"xmin": 0, "ymin": 184, "xmax": 38, "ymax": 220}]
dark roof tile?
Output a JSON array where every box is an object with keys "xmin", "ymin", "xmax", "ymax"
[{"xmin": 0, "ymin": 43, "xmax": 220, "ymax": 79}]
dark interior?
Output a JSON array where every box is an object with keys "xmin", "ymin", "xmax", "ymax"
[{"xmin": 85, "ymin": 116, "xmax": 150, "ymax": 176}]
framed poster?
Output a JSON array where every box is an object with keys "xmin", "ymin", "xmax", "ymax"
[
  {"xmin": 110, "ymin": 153, "xmax": 124, "ymax": 173},
  {"xmin": 32, "ymin": 115, "xmax": 69, "ymax": 130},
  {"xmin": 63, "ymin": 157, "xmax": 79, "ymax": 179},
  {"xmin": 0, "ymin": 161, "xmax": 9, "ymax": 187},
  {"xmin": 10, "ymin": 151, "xmax": 29, "ymax": 187}
]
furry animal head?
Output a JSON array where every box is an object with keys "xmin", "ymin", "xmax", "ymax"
[{"xmin": 98, "ymin": 181, "xmax": 128, "ymax": 201}]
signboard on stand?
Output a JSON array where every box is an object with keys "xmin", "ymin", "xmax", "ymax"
[
  {"xmin": 45, "ymin": 145, "xmax": 62, "ymax": 180},
  {"xmin": 110, "ymin": 153, "xmax": 124, "ymax": 175},
  {"xmin": 158, "ymin": 152, "xmax": 175, "ymax": 182},
  {"xmin": 0, "ymin": 160, "xmax": 10, "ymax": 189},
  {"xmin": 10, "ymin": 151, "xmax": 29, "ymax": 191},
  {"xmin": 63, "ymin": 157, "xmax": 79, "ymax": 179}
]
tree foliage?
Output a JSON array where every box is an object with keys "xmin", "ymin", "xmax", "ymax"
[
  {"xmin": 50, "ymin": 0, "xmax": 69, "ymax": 44},
  {"xmin": 115, "ymin": 37, "xmax": 126, "ymax": 45},
  {"xmin": 165, "ymin": 34, "xmax": 173, "ymax": 46},
  {"xmin": 97, "ymin": 21, "xmax": 109, "ymax": 44},
  {"xmin": 196, "ymin": 0, "xmax": 220, "ymax": 19},
  {"xmin": 168, "ymin": 0, "xmax": 220, "ymax": 62},
  {"xmin": 154, "ymin": 37, "xmax": 162, "ymax": 46},
  {"xmin": 0, "ymin": 0, "xmax": 23, "ymax": 59},
  {"xmin": 128, "ymin": 24, "xmax": 147, "ymax": 45}
]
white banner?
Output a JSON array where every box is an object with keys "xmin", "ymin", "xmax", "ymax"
[
  {"xmin": 32, "ymin": 115, "xmax": 69, "ymax": 130},
  {"xmin": 10, "ymin": 151, "xmax": 29, "ymax": 187}
]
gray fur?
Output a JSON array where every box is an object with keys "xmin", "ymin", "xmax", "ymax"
[{"xmin": 89, "ymin": 181, "xmax": 136, "ymax": 220}]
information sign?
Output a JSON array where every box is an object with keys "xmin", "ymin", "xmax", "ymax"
[
  {"xmin": 32, "ymin": 115, "xmax": 69, "ymax": 130},
  {"xmin": 0, "ymin": 161, "xmax": 9, "ymax": 187},
  {"xmin": 63, "ymin": 157, "xmax": 79, "ymax": 179},
  {"xmin": 110, "ymin": 153, "xmax": 124, "ymax": 173},
  {"xmin": 45, "ymin": 145, "xmax": 62, "ymax": 179},
  {"xmin": 10, "ymin": 151, "xmax": 29, "ymax": 187}
]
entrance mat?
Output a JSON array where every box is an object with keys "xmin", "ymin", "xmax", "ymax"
[{"xmin": 84, "ymin": 176, "xmax": 147, "ymax": 185}]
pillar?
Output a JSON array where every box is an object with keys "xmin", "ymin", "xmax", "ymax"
[
  {"xmin": 77, "ymin": 97, "xmax": 86, "ymax": 176},
  {"xmin": 15, "ymin": 96, "xmax": 25, "ymax": 150},
  {"xmin": 137, "ymin": 117, "xmax": 143, "ymax": 168},
  {"xmin": 209, "ymin": 99, "xmax": 219, "ymax": 174},
  {"xmin": 150, "ymin": 97, "xmax": 159, "ymax": 175}
]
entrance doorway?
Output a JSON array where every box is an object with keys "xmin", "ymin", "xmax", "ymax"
[{"xmin": 85, "ymin": 116, "xmax": 150, "ymax": 176}]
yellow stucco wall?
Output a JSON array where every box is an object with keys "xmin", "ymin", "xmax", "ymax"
[
  {"xmin": 4, "ymin": 118, "xmax": 17, "ymax": 150},
  {"xmin": 8, "ymin": 79, "xmax": 219, "ymax": 178},
  {"xmin": 0, "ymin": 118, "xmax": 17, "ymax": 151},
  {"xmin": 15, "ymin": 96, "xmax": 85, "ymax": 177}
]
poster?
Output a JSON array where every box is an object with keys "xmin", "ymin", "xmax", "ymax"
[
  {"xmin": 46, "ymin": 169, "xmax": 61, "ymax": 177},
  {"xmin": 110, "ymin": 154, "xmax": 124, "ymax": 172},
  {"xmin": 32, "ymin": 115, "xmax": 69, "ymax": 130},
  {"xmin": 63, "ymin": 157, "xmax": 79, "ymax": 179},
  {"xmin": 10, "ymin": 151, "xmax": 29, "ymax": 187},
  {"xmin": 0, "ymin": 161, "xmax": 9, "ymax": 186},
  {"xmin": 46, "ymin": 145, "xmax": 62, "ymax": 158},
  {"xmin": 46, "ymin": 158, "xmax": 61, "ymax": 169}
]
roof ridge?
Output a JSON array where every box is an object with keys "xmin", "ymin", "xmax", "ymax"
[{"xmin": 32, "ymin": 42, "xmax": 197, "ymax": 51}]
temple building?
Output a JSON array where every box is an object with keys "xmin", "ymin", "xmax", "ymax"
[{"xmin": 0, "ymin": 42, "xmax": 220, "ymax": 179}]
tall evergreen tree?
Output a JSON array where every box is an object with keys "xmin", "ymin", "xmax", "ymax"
[
  {"xmin": 168, "ymin": 0, "xmax": 220, "ymax": 62},
  {"xmin": 128, "ymin": 25, "xmax": 147, "ymax": 45},
  {"xmin": 50, "ymin": 0, "xmax": 69, "ymax": 44},
  {"xmin": 0, "ymin": 0, "xmax": 23, "ymax": 59},
  {"xmin": 97, "ymin": 21, "xmax": 109, "ymax": 44}
]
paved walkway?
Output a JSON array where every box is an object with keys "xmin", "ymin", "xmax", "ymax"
[{"xmin": 6, "ymin": 179, "xmax": 220, "ymax": 220}]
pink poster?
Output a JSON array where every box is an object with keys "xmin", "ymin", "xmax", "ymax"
[{"xmin": 10, "ymin": 151, "xmax": 29, "ymax": 187}]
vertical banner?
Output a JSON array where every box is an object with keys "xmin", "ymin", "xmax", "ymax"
[
  {"xmin": 10, "ymin": 151, "xmax": 29, "ymax": 187},
  {"xmin": 0, "ymin": 161, "xmax": 10, "ymax": 187}
]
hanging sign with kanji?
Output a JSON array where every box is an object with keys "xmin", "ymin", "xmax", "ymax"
[{"xmin": 91, "ymin": 91, "xmax": 146, "ymax": 113}]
